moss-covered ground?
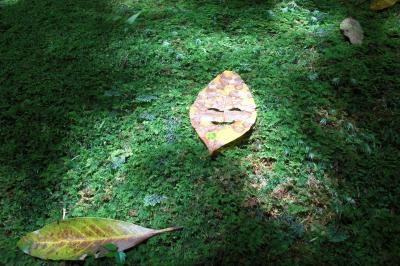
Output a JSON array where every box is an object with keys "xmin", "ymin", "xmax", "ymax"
[{"xmin": 1, "ymin": 0, "xmax": 399, "ymax": 265}]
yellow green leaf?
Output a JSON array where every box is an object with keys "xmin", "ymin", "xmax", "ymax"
[
  {"xmin": 189, "ymin": 70, "xmax": 257, "ymax": 154},
  {"xmin": 370, "ymin": 0, "xmax": 398, "ymax": 10},
  {"xmin": 17, "ymin": 217, "xmax": 181, "ymax": 261}
]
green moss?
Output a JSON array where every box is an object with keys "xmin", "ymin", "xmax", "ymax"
[{"xmin": 1, "ymin": 0, "xmax": 399, "ymax": 265}]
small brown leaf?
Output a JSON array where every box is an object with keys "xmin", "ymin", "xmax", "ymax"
[
  {"xmin": 189, "ymin": 71, "xmax": 257, "ymax": 154},
  {"xmin": 340, "ymin": 18, "xmax": 364, "ymax": 45},
  {"xmin": 242, "ymin": 197, "xmax": 260, "ymax": 208}
]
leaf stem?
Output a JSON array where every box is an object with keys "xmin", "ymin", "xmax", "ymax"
[{"xmin": 156, "ymin": 227, "xmax": 183, "ymax": 234}]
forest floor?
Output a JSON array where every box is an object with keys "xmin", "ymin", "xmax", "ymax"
[{"xmin": 0, "ymin": 0, "xmax": 399, "ymax": 265}]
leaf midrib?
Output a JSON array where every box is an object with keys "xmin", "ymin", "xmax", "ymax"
[{"xmin": 34, "ymin": 233, "xmax": 151, "ymax": 245}]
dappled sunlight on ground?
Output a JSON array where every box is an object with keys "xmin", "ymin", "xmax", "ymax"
[{"xmin": 1, "ymin": 0, "xmax": 399, "ymax": 265}]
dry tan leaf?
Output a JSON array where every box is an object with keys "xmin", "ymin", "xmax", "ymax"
[
  {"xmin": 370, "ymin": 0, "xmax": 398, "ymax": 10},
  {"xmin": 340, "ymin": 18, "xmax": 364, "ymax": 45},
  {"xmin": 189, "ymin": 71, "xmax": 257, "ymax": 154}
]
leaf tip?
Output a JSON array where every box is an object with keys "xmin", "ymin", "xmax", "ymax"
[{"xmin": 207, "ymin": 147, "xmax": 216, "ymax": 155}]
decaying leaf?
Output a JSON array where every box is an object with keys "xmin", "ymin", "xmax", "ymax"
[
  {"xmin": 189, "ymin": 71, "xmax": 257, "ymax": 154},
  {"xmin": 340, "ymin": 18, "xmax": 364, "ymax": 45},
  {"xmin": 17, "ymin": 218, "xmax": 181, "ymax": 261},
  {"xmin": 370, "ymin": 0, "xmax": 398, "ymax": 10}
]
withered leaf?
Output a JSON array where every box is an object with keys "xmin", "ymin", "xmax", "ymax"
[
  {"xmin": 190, "ymin": 71, "xmax": 257, "ymax": 154},
  {"xmin": 17, "ymin": 217, "xmax": 181, "ymax": 261},
  {"xmin": 340, "ymin": 18, "xmax": 364, "ymax": 45},
  {"xmin": 370, "ymin": 0, "xmax": 398, "ymax": 10}
]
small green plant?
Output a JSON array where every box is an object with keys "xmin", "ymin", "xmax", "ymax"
[{"xmin": 104, "ymin": 243, "xmax": 126, "ymax": 266}]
